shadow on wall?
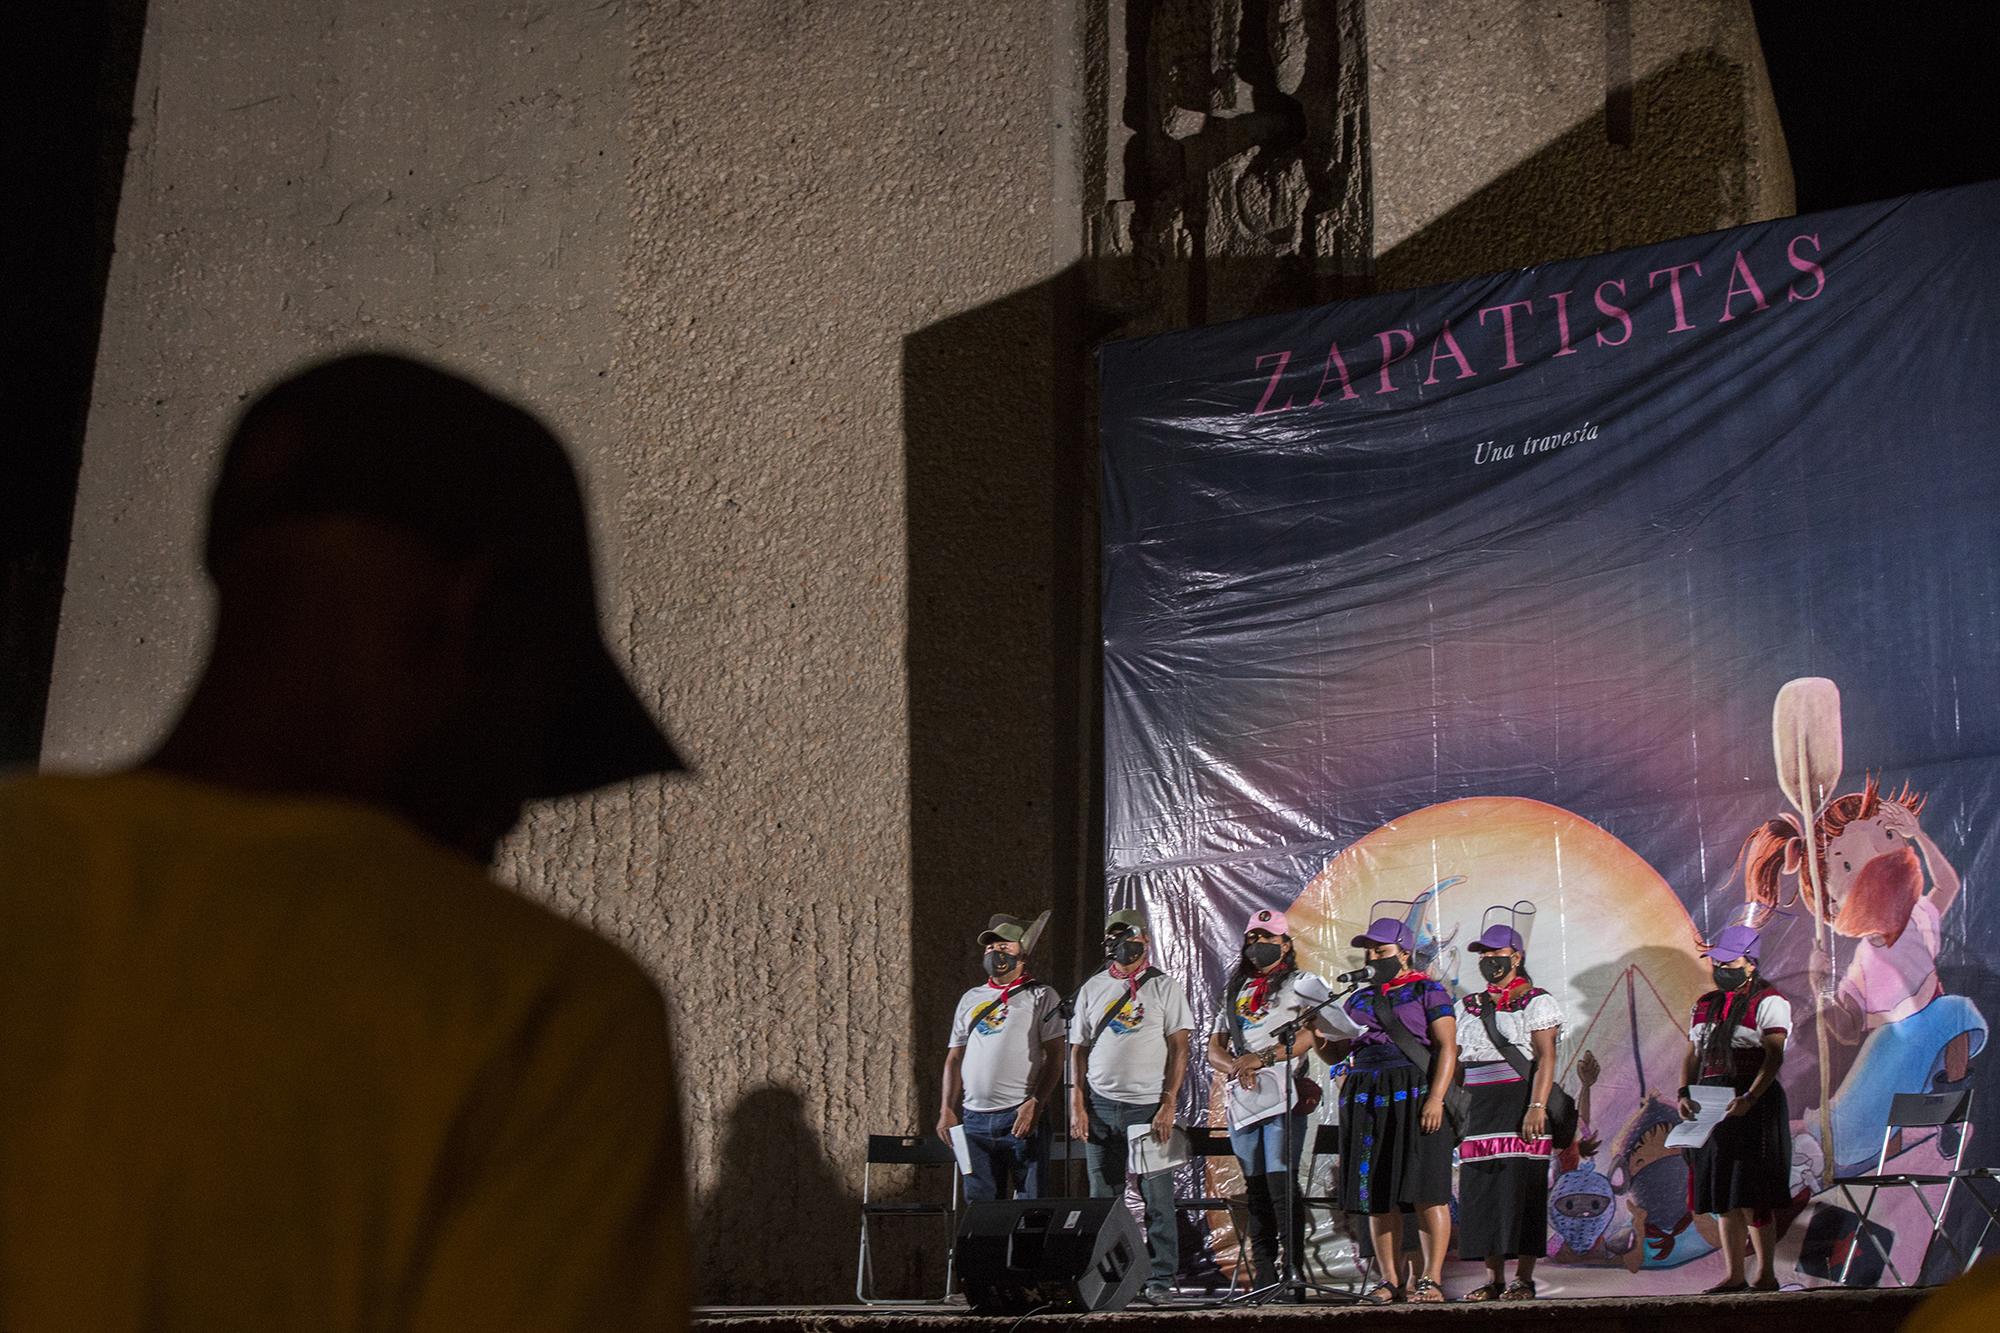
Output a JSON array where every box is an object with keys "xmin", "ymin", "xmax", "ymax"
[
  {"xmin": 693, "ymin": 1086, "xmax": 864, "ymax": 1304},
  {"xmin": 901, "ymin": 268, "xmax": 1101, "ymax": 1124},
  {"xmin": 1, "ymin": 0, "xmax": 150, "ymax": 764},
  {"xmin": 1376, "ymin": 51, "xmax": 1772, "ymax": 294}
]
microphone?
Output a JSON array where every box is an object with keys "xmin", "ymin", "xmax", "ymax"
[{"xmin": 1333, "ymin": 967, "xmax": 1375, "ymax": 985}]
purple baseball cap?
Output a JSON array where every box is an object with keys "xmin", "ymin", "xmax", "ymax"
[
  {"xmin": 1469, "ymin": 924, "xmax": 1525, "ymax": 954},
  {"xmin": 1350, "ymin": 917, "xmax": 1415, "ymax": 951},
  {"xmin": 1705, "ymin": 924, "xmax": 1762, "ymax": 963}
]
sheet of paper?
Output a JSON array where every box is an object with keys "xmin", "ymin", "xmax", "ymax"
[
  {"xmin": 1225, "ymin": 1067, "xmax": 1287, "ymax": 1131},
  {"xmin": 1665, "ymin": 1085, "xmax": 1735, "ymax": 1149},
  {"xmin": 1127, "ymin": 1122, "xmax": 1189, "ymax": 1176},
  {"xmin": 947, "ymin": 1124, "xmax": 974, "ymax": 1175}
]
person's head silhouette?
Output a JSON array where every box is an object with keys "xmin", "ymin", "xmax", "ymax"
[{"xmin": 150, "ymin": 351, "xmax": 682, "ymax": 860}]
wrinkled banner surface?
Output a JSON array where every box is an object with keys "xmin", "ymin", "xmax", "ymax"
[{"xmin": 1098, "ymin": 182, "xmax": 2000, "ymax": 1291}]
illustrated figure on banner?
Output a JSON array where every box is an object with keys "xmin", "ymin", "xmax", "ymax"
[
  {"xmin": 1742, "ymin": 679, "xmax": 1987, "ymax": 1178},
  {"xmin": 1547, "ymin": 1051, "xmax": 1639, "ymax": 1265}
]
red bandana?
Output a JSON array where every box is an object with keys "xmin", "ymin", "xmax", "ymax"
[
  {"xmin": 986, "ymin": 973, "xmax": 1033, "ymax": 1000},
  {"xmin": 1244, "ymin": 969, "xmax": 1283, "ymax": 1014},
  {"xmin": 1485, "ymin": 976, "xmax": 1532, "ymax": 1009},
  {"xmin": 1109, "ymin": 959, "xmax": 1148, "ymax": 1002}
]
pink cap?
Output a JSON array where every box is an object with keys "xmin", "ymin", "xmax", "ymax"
[{"xmin": 1244, "ymin": 907, "xmax": 1291, "ymax": 937}]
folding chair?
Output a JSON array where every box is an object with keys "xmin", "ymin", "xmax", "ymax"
[
  {"xmin": 1302, "ymin": 1120, "xmax": 1341, "ymax": 1218},
  {"xmin": 1177, "ymin": 1127, "xmax": 1253, "ymax": 1293},
  {"xmin": 855, "ymin": 1133, "xmax": 960, "ymax": 1304},
  {"xmin": 1832, "ymin": 1088, "xmax": 2000, "ymax": 1285}
]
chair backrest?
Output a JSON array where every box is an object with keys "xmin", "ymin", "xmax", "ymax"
[
  {"xmin": 1184, "ymin": 1127, "xmax": 1238, "ymax": 1157},
  {"xmin": 1887, "ymin": 1089, "xmax": 1974, "ymax": 1130},
  {"xmin": 862, "ymin": 1133, "xmax": 960, "ymax": 1209},
  {"xmin": 1872, "ymin": 1087, "xmax": 1976, "ymax": 1177},
  {"xmin": 868, "ymin": 1133, "xmax": 958, "ymax": 1167}
]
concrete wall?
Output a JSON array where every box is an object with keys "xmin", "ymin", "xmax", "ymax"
[
  {"xmin": 44, "ymin": 0, "xmax": 1793, "ymax": 1305},
  {"xmin": 1368, "ymin": 0, "xmax": 1793, "ymax": 290},
  {"xmin": 46, "ymin": 0, "xmax": 1071, "ymax": 1304}
]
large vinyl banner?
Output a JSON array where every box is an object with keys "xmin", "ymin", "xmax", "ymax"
[{"xmin": 1098, "ymin": 182, "xmax": 2000, "ymax": 1293}]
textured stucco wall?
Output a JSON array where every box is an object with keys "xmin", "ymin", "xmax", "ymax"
[
  {"xmin": 42, "ymin": 0, "xmax": 636, "ymax": 763},
  {"xmin": 587, "ymin": 0, "xmax": 1064, "ymax": 1304},
  {"xmin": 46, "ymin": 0, "xmax": 1067, "ymax": 1307},
  {"xmin": 1367, "ymin": 0, "xmax": 1793, "ymax": 289}
]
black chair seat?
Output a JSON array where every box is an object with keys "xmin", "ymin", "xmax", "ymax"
[{"xmin": 1839, "ymin": 1173, "xmax": 1957, "ymax": 1188}]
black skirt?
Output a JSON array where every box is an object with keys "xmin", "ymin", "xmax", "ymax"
[
  {"xmin": 1456, "ymin": 1064, "xmax": 1551, "ymax": 1260},
  {"xmin": 1337, "ymin": 1061, "xmax": 1454, "ymax": 1214},
  {"xmin": 1689, "ymin": 1066, "xmax": 1792, "ymax": 1216}
]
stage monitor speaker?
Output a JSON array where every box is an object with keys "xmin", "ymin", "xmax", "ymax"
[{"xmin": 956, "ymin": 1197, "xmax": 1146, "ymax": 1314}]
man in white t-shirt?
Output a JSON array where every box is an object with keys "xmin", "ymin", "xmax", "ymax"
[
  {"xmin": 938, "ymin": 913, "xmax": 1063, "ymax": 1200},
  {"xmin": 1067, "ymin": 909, "xmax": 1193, "ymax": 1303}
]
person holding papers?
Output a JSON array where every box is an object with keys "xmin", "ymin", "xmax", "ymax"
[
  {"xmin": 1207, "ymin": 908, "xmax": 1360, "ymax": 1289},
  {"xmin": 1336, "ymin": 916, "xmax": 1459, "ymax": 1304},
  {"xmin": 1069, "ymin": 909, "xmax": 1194, "ymax": 1304},
  {"xmin": 1678, "ymin": 923, "xmax": 1791, "ymax": 1293},
  {"xmin": 938, "ymin": 912, "xmax": 1062, "ymax": 1201},
  {"xmin": 1453, "ymin": 915, "xmax": 1564, "ymax": 1302}
]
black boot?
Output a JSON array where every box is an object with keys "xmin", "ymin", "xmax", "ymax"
[
  {"xmin": 1241, "ymin": 1173, "xmax": 1280, "ymax": 1286},
  {"xmin": 1263, "ymin": 1170, "xmax": 1306, "ymax": 1290}
]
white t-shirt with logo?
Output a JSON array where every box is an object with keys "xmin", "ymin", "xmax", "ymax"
[
  {"xmin": 949, "ymin": 980, "xmax": 1066, "ymax": 1113},
  {"xmin": 1209, "ymin": 969, "xmax": 1360, "ymax": 1129},
  {"xmin": 1069, "ymin": 968, "xmax": 1194, "ymax": 1103}
]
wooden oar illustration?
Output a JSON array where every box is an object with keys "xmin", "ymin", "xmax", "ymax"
[{"xmin": 1773, "ymin": 676, "xmax": 1842, "ymax": 1173}]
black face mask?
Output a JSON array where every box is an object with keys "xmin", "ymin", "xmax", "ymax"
[
  {"xmin": 1479, "ymin": 955, "xmax": 1515, "ymax": 984},
  {"xmin": 1712, "ymin": 964, "xmax": 1751, "ymax": 991},
  {"xmin": 1245, "ymin": 941, "xmax": 1284, "ymax": 970},
  {"xmin": 984, "ymin": 950, "xmax": 1019, "ymax": 979},
  {"xmin": 1366, "ymin": 956, "xmax": 1401, "ymax": 985},
  {"xmin": 1109, "ymin": 938, "xmax": 1146, "ymax": 967}
]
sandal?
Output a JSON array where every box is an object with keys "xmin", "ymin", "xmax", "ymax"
[
  {"xmin": 1460, "ymin": 1281, "xmax": 1507, "ymax": 1303},
  {"xmin": 1500, "ymin": 1278, "xmax": 1538, "ymax": 1301},
  {"xmin": 1703, "ymin": 1279, "xmax": 1750, "ymax": 1294},
  {"xmin": 1408, "ymin": 1277, "xmax": 1446, "ymax": 1303},
  {"xmin": 1362, "ymin": 1283, "xmax": 1404, "ymax": 1305},
  {"xmin": 1751, "ymin": 1277, "xmax": 1781, "ymax": 1292}
]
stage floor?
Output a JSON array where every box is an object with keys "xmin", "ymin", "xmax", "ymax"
[{"xmin": 696, "ymin": 1285, "xmax": 1927, "ymax": 1333}]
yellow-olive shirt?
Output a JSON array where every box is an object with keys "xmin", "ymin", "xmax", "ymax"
[{"xmin": 0, "ymin": 771, "xmax": 688, "ymax": 1331}]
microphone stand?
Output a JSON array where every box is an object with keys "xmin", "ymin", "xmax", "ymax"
[
  {"xmin": 1052, "ymin": 978, "xmax": 1088, "ymax": 1197},
  {"xmin": 1222, "ymin": 984, "xmax": 1368, "ymax": 1306}
]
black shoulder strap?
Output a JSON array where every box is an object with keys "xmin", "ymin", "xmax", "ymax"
[
  {"xmin": 967, "ymin": 980, "xmax": 1046, "ymax": 1039},
  {"xmin": 1091, "ymin": 968, "xmax": 1164, "ymax": 1045},
  {"xmin": 1477, "ymin": 999, "xmax": 1535, "ymax": 1080},
  {"xmin": 1376, "ymin": 983, "xmax": 1437, "ymax": 1070},
  {"xmin": 1224, "ymin": 971, "xmax": 1249, "ymax": 1055}
]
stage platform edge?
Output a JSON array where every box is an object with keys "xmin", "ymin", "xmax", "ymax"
[{"xmin": 696, "ymin": 1285, "xmax": 1926, "ymax": 1332}]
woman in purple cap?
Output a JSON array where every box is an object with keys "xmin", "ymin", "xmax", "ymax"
[
  {"xmin": 1454, "ymin": 917, "xmax": 1563, "ymax": 1301},
  {"xmin": 1678, "ymin": 923, "xmax": 1791, "ymax": 1292},
  {"xmin": 1334, "ymin": 916, "xmax": 1458, "ymax": 1303}
]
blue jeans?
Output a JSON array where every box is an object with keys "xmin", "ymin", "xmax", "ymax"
[
  {"xmin": 1227, "ymin": 1111, "xmax": 1307, "ymax": 1175},
  {"xmin": 1082, "ymin": 1089, "xmax": 1179, "ymax": 1285},
  {"xmin": 1229, "ymin": 1111, "xmax": 1308, "ymax": 1282},
  {"xmin": 961, "ymin": 1104, "xmax": 1048, "ymax": 1202}
]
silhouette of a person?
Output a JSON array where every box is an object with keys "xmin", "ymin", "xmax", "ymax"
[{"xmin": 1, "ymin": 353, "xmax": 690, "ymax": 1330}]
